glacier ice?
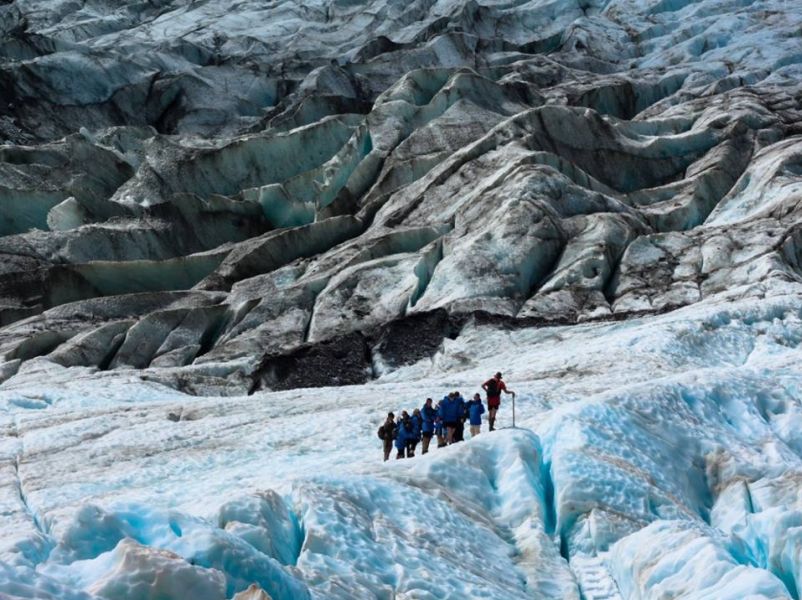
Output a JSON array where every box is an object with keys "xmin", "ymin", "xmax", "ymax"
[
  {"xmin": 0, "ymin": 0, "xmax": 801, "ymax": 597},
  {"xmin": 1, "ymin": 291, "xmax": 802, "ymax": 597}
]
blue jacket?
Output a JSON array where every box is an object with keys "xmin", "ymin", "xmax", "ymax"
[
  {"xmin": 467, "ymin": 400, "xmax": 485, "ymax": 425},
  {"xmin": 438, "ymin": 396, "xmax": 461, "ymax": 423},
  {"xmin": 421, "ymin": 404, "xmax": 436, "ymax": 433},
  {"xmin": 434, "ymin": 418, "xmax": 443, "ymax": 436},
  {"xmin": 395, "ymin": 418, "xmax": 411, "ymax": 450},
  {"xmin": 455, "ymin": 396, "xmax": 466, "ymax": 419},
  {"xmin": 410, "ymin": 414, "xmax": 422, "ymax": 440}
]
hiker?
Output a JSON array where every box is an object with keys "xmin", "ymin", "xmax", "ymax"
[
  {"xmin": 408, "ymin": 408, "xmax": 422, "ymax": 457},
  {"xmin": 395, "ymin": 411, "xmax": 412, "ymax": 459},
  {"xmin": 434, "ymin": 415, "xmax": 446, "ymax": 448},
  {"xmin": 378, "ymin": 412, "xmax": 397, "ymax": 461},
  {"xmin": 467, "ymin": 393, "xmax": 485, "ymax": 437},
  {"xmin": 438, "ymin": 393, "xmax": 461, "ymax": 444},
  {"xmin": 434, "ymin": 398, "xmax": 446, "ymax": 448},
  {"xmin": 421, "ymin": 398, "xmax": 436, "ymax": 454},
  {"xmin": 453, "ymin": 391, "xmax": 466, "ymax": 443},
  {"xmin": 482, "ymin": 372, "xmax": 515, "ymax": 431}
]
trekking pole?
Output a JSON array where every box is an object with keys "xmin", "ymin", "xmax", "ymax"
[{"xmin": 512, "ymin": 394, "xmax": 516, "ymax": 429}]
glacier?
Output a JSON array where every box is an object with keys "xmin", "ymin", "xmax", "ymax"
[
  {"xmin": 4, "ymin": 289, "xmax": 802, "ymax": 598},
  {"xmin": 0, "ymin": 0, "xmax": 801, "ymax": 597}
]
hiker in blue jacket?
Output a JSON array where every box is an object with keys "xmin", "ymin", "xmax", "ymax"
[
  {"xmin": 395, "ymin": 411, "xmax": 412, "ymax": 459},
  {"xmin": 438, "ymin": 393, "xmax": 461, "ymax": 445},
  {"xmin": 407, "ymin": 409, "xmax": 422, "ymax": 457},
  {"xmin": 434, "ymin": 415, "xmax": 446, "ymax": 448},
  {"xmin": 421, "ymin": 398, "xmax": 436, "ymax": 454},
  {"xmin": 467, "ymin": 393, "xmax": 486, "ymax": 437}
]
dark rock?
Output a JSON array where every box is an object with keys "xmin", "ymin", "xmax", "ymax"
[
  {"xmin": 252, "ymin": 332, "xmax": 372, "ymax": 392},
  {"xmin": 370, "ymin": 309, "xmax": 462, "ymax": 370}
]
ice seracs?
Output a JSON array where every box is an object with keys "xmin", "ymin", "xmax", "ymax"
[{"xmin": 0, "ymin": 0, "xmax": 799, "ymax": 387}]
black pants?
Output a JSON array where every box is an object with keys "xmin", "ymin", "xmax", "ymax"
[{"xmin": 454, "ymin": 420, "xmax": 465, "ymax": 442}]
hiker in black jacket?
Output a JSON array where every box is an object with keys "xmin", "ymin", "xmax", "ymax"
[{"xmin": 378, "ymin": 412, "xmax": 396, "ymax": 461}]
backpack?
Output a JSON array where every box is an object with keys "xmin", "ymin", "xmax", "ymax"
[
  {"xmin": 377, "ymin": 425, "xmax": 386, "ymax": 440},
  {"xmin": 486, "ymin": 378, "xmax": 499, "ymax": 396}
]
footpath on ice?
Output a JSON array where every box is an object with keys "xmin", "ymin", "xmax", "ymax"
[{"xmin": 2, "ymin": 286, "xmax": 802, "ymax": 598}]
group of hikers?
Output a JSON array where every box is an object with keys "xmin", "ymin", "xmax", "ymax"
[{"xmin": 377, "ymin": 372, "xmax": 515, "ymax": 461}]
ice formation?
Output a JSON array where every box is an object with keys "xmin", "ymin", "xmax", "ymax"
[{"xmin": 0, "ymin": 0, "xmax": 801, "ymax": 597}]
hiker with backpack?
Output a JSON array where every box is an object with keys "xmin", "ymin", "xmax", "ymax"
[
  {"xmin": 421, "ymin": 398, "xmax": 436, "ymax": 454},
  {"xmin": 434, "ymin": 415, "xmax": 446, "ymax": 448},
  {"xmin": 438, "ymin": 392, "xmax": 461, "ymax": 444},
  {"xmin": 378, "ymin": 412, "xmax": 396, "ymax": 461},
  {"xmin": 467, "ymin": 393, "xmax": 485, "ymax": 437},
  {"xmin": 408, "ymin": 409, "xmax": 423, "ymax": 457},
  {"xmin": 395, "ymin": 411, "xmax": 413, "ymax": 459},
  {"xmin": 482, "ymin": 372, "xmax": 515, "ymax": 431}
]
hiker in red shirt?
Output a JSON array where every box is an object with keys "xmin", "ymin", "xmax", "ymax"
[{"xmin": 482, "ymin": 372, "xmax": 515, "ymax": 431}]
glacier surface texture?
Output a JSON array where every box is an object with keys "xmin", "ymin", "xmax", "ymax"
[{"xmin": 0, "ymin": 0, "xmax": 802, "ymax": 598}]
